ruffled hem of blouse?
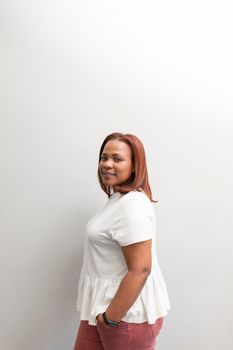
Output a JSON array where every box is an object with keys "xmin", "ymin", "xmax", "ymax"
[{"xmin": 76, "ymin": 267, "xmax": 171, "ymax": 326}]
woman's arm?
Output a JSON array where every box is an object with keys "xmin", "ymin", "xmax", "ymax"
[{"xmin": 97, "ymin": 239, "xmax": 152, "ymax": 323}]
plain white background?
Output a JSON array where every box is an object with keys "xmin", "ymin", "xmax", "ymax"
[{"xmin": 0, "ymin": 1, "xmax": 232, "ymax": 349}]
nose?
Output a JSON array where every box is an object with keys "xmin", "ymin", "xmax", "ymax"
[
  {"xmin": 102, "ymin": 159, "xmax": 114, "ymax": 168},
  {"xmin": 101, "ymin": 164, "xmax": 115, "ymax": 174}
]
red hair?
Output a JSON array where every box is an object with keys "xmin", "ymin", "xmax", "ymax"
[{"xmin": 97, "ymin": 132, "xmax": 158, "ymax": 203}]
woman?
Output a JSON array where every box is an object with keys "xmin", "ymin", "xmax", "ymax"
[{"xmin": 73, "ymin": 132, "xmax": 170, "ymax": 350}]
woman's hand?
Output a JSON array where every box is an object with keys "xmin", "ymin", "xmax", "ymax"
[{"xmin": 96, "ymin": 313, "xmax": 110, "ymax": 329}]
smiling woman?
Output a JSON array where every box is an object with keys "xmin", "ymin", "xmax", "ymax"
[
  {"xmin": 73, "ymin": 132, "xmax": 170, "ymax": 350},
  {"xmin": 97, "ymin": 132, "xmax": 157, "ymax": 201},
  {"xmin": 99, "ymin": 140, "xmax": 135, "ymax": 193}
]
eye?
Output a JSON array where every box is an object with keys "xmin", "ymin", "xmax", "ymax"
[{"xmin": 100, "ymin": 155, "xmax": 122, "ymax": 162}]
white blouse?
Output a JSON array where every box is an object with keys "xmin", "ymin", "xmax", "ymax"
[{"xmin": 76, "ymin": 190, "xmax": 171, "ymax": 326}]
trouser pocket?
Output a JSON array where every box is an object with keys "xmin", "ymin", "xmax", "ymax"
[{"xmin": 150, "ymin": 317, "xmax": 164, "ymax": 337}]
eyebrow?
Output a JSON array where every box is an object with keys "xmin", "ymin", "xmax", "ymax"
[{"xmin": 101, "ymin": 153, "xmax": 123, "ymax": 156}]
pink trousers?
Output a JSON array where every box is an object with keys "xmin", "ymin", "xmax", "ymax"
[{"xmin": 73, "ymin": 317, "xmax": 164, "ymax": 350}]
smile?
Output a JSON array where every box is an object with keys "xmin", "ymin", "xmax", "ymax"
[{"xmin": 102, "ymin": 172, "xmax": 116, "ymax": 176}]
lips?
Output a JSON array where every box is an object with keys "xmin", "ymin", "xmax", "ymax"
[{"xmin": 102, "ymin": 172, "xmax": 116, "ymax": 176}]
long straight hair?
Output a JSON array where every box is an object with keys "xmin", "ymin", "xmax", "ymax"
[{"xmin": 97, "ymin": 132, "xmax": 158, "ymax": 203}]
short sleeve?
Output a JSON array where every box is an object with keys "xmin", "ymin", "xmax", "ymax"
[{"xmin": 112, "ymin": 197, "xmax": 155, "ymax": 247}]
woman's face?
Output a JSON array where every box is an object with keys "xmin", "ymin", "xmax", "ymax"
[{"xmin": 99, "ymin": 140, "xmax": 134, "ymax": 191}]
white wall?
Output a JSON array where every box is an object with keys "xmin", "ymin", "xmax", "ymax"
[{"xmin": 0, "ymin": 1, "xmax": 232, "ymax": 349}]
